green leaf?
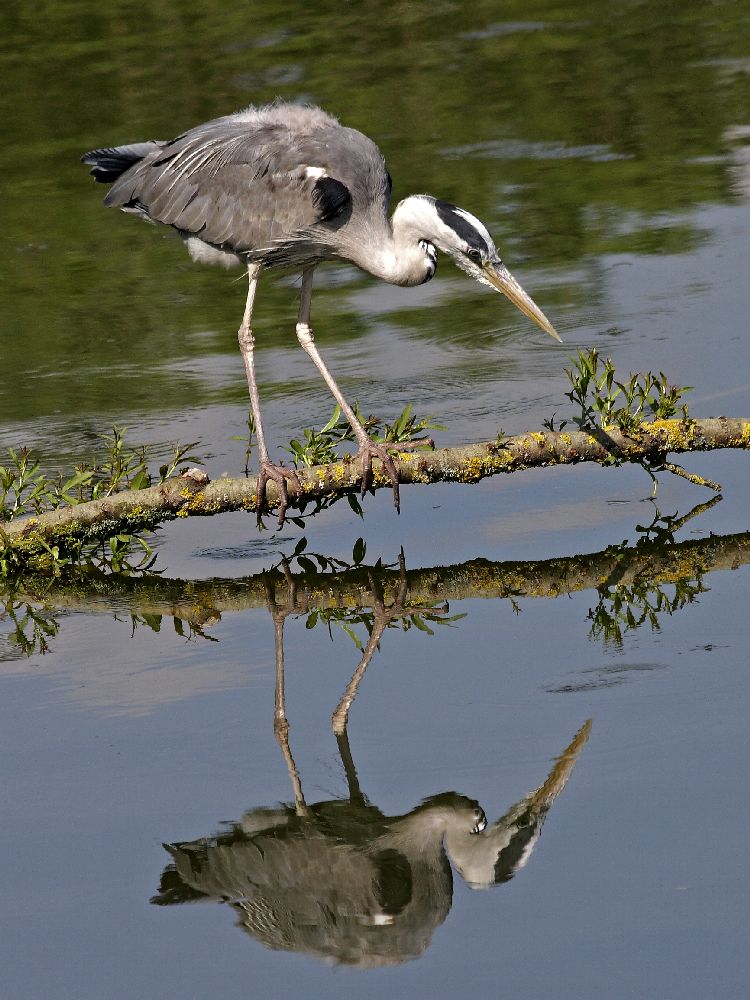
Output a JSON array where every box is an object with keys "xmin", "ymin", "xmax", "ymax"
[
  {"xmin": 347, "ymin": 494, "xmax": 364, "ymax": 518},
  {"xmin": 410, "ymin": 614, "xmax": 434, "ymax": 635},
  {"xmin": 141, "ymin": 613, "xmax": 162, "ymax": 633},
  {"xmin": 352, "ymin": 537, "xmax": 366, "ymax": 565},
  {"xmin": 339, "ymin": 622, "xmax": 364, "ymax": 652},
  {"xmin": 320, "ymin": 404, "xmax": 342, "ymax": 433}
]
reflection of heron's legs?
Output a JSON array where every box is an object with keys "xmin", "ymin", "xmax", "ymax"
[
  {"xmin": 331, "ymin": 620, "xmax": 388, "ymax": 737},
  {"xmin": 265, "ymin": 562, "xmax": 309, "ymax": 817},
  {"xmin": 332, "ymin": 554, "xmax": 410, "ymax": 737},
  {"xmin": 335, "ymin": 726, "xmax": 366, "ymax": 806}
]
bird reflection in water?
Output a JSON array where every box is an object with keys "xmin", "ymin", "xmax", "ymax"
[{"xmin": 152, "ymin": 564, "xmax": 591, "ymax": 967}]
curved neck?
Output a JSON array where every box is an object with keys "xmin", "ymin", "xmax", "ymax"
[{"xmin": 345, "ymin": 196, "xmax": 437, "ymax": 287}]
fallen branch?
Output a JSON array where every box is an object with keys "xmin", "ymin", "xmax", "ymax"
[{"xmin": 2, "ymin": 416, "xmax": 749, "ymax": 566}]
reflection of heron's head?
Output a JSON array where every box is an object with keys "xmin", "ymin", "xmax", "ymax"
[
  {"xmin": 445, "ymin": 721, "xmax": 593, "ymax": 889},
  {"xmin": 409, "ymin": 792, "xmax": 487, "ymax": 835}
]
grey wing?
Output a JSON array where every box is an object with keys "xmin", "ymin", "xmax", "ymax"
[{"xmin": 103, "ymin": 116, "xmax": 353, "ymax": 257}]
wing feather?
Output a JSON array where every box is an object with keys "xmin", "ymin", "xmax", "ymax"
[{"xmin": 103, "ymin": 111, "xmax": 358, "ymax": 256}]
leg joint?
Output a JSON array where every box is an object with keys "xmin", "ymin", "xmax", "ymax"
[
  {"xmin": 296, "ymin": 322, "xmax": 313, "ymax": 348},
  {"xmin": 238, "ymin": 325, "xmax": 255, "ymax": 351}
]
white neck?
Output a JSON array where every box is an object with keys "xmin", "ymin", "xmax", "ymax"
[{"xmin": 346, "ymin": 195, "xmax": 438, "ymax": 287}]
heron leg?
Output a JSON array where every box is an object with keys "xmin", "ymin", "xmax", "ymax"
[
  {"xmin": 238, "ymin": 262, "xmax": 300, "ymax": 525},
  {"xmin": 296, "ymin": 267, "xmax": 403, "ymax": 512}
]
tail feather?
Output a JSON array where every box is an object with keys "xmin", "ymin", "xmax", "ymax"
[{"xmin": 81, "ymin": 140, "xmax": 165, "ymax": 183}]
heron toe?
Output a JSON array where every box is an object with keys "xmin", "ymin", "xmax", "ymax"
[
  {"xmin": 357, "ymin": 439, "xmax": 403, "ymax": 512},
  {"xmin": 256, "ymin": 460, "xmax": 302, "ymax": 527}
]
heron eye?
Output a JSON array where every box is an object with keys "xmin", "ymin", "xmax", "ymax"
[{"xmin": 467, "ymin": 248, "xmax": 483, "ymax": 264}]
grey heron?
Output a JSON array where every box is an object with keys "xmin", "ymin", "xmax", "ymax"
[{"xmin": 82, "ymin": 103, "xmax": 560, "ymax": 523}]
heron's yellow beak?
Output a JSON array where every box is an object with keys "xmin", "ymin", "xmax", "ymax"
[{"xmin": 483, "ymin": 262, "xmax": 561, "ymax": 342}]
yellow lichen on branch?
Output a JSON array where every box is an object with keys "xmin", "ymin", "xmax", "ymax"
[{"xmin": 2, "ymin": 416, "xmax": 749, "ymax": 564}]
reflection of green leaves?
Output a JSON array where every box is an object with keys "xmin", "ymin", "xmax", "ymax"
[
  {"xmin": 588, "ymin": 505, "xmax": 709, "ymax": 646},
  {"xmin": 352, "ymin": 537, "xmax": 366, "ymax": 566},
  {"xmin": 313, "ymin": 604, "xmax": 465, "ymax": 651},
  {"xmin": 275, "ymin": 542, "xmax": 465, "ymax": 649},
  {"xmin": 588, "ymin": 578, "xmax": 707, "ymax": 648},
  {"xmin": 634, "ymin": 509, "xmax": 681, "ymax": 545},
  {"xmin": 0, "ymin": 599, "xmax": 60, "ymax": 657}
]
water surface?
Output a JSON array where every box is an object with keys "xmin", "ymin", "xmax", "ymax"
[{"xmin": 2, "ymin": 2, "xmax": 750, "ymax": 998}]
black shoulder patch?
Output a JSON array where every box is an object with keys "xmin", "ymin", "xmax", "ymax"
[
  {"xmin": 435, "ymin": 198, "xmax": 488, "ymax": 254},
  {"xmin": 312, "ymin": 176, "xmax": 351, "ymax": 222}
]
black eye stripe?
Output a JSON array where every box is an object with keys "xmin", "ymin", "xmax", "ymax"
[{"xmin": 434, "ymin": 199, "xmax": 489, "ymax": 254}]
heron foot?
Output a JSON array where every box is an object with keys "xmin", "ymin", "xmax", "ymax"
[
  {"xmin": 356, "ymin": 440, "xmax": 402, "ymax": 513},
  {"xmin": 256, "ymin": 460, "xmax": 301, "ymax": 527},
  {"xmin": 356, "ymin": 436, "xmax": 434, "ymax": 513}
]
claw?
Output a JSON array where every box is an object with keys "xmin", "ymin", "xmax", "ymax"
[
  {"xmin": 357, "ymin": 441, "xmax": 402, "ymax": 513},
  {"xmin": 256, "ymin": 461, "xmax": 301, "ymax": 527},
  {"xmin": 355, "ymin": 437, "xmax": 434, "ymax": 514}
]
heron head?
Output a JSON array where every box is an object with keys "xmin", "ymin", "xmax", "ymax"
[{"xmin": 425, "ymin": 197, "xmax": 561, "ymax": 341}]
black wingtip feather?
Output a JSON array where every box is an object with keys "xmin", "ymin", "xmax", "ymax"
[{"xmin": 81, "ymin": 142, "xmax": 160, "ymax": 183}]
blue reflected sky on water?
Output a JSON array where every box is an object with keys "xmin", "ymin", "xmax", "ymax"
[
  {"xmin": 2, "ymin": 2, "xmax": 750, "ymax": 997},
  {"xmin": 2, "ymin": 555, "xmax": 748, "ymax": 998}
]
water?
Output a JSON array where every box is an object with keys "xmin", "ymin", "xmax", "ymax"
[{"xmin": 2, "ymin": 2, "xmax": 750, "ymax": 997}]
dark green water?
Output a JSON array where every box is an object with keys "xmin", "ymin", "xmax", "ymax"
[{"xmin": 2, "ymin": 3, "xmax": 750, "ymax": 997}]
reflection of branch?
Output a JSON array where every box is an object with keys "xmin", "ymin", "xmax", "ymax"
[
  {"xmin": 4, "ymin": 417, "xmax": 749, "ymax": 562},
  {"xmin": 9, "ymin": 523, "xmax": 749, "ymax": 624},
  {"xmin": 4, "ymin": 502, "xmax": 750, "ymax": 659}
]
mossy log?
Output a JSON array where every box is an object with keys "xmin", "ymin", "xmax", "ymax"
[{"xmin": 3, "ymin": 417, "xmax": 750, "ymax": 562}]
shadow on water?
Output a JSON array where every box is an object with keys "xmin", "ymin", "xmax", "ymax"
[{"xmin": 150, "ymin": 576, "xmax": 591, "ymax": 967}]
